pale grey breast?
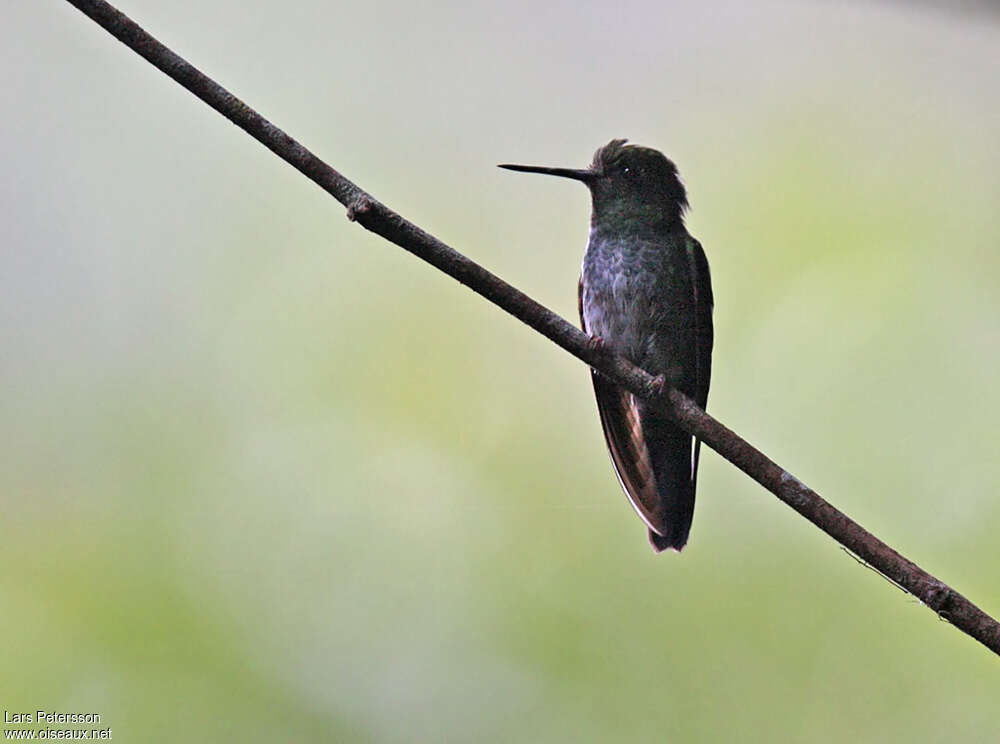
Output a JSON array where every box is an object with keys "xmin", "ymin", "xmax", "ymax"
[{"xmin": 580, "ymin": 234, "xmax": 695, "ymax": 384}]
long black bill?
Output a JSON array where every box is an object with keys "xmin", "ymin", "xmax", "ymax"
[{"xmin": 497, "ymin": 164, "xmax": 594, "ymax": 182}]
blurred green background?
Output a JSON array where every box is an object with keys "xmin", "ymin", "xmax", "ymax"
[{"xmin": 3, "ymin": 1, "xmax": 999, "ymax": 741}]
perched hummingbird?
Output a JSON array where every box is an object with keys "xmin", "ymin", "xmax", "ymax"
[{"xmin": 500, "ymin": 139, "xmax": 713, "ymax": 552}]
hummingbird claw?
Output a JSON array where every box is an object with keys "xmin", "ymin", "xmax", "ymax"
[
  {"xmin": 649, "ymin": 374, "xmax": 669, "ymax": 398},
  {"xmin": 586, "ymin": 334, "xmax": 608, "ymax": 357}
]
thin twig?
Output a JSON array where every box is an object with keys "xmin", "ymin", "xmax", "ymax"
[
  {"xmin": 840, "ymin": 546, "xmax": 910, "ymax": 595},
  {"xmin": 63, "ymin": 0, "xmax": 1000, "ymax": 656}
]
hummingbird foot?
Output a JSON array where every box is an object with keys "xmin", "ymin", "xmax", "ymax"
[
  {"xmin": 585, "ymin": 334, "xmax": 609, "ymax": 358},
  {"xmin": 649, "ymin": 373, "xmax": 670, "ymax": 399}
]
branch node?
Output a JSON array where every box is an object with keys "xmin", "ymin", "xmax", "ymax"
[
  {"xmin": 347, "ymin": 195, "xmax": 374, "ymax": 222},
  {"xmin": 924, "ymin": 581, "xmax": 954, "ymax": 614}
]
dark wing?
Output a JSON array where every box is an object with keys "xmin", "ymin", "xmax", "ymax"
[{"xmin": 686, "ymin": 237, "xmax": 714, "ymax": 496}]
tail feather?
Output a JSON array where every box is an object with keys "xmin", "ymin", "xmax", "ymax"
[
  {"xmin": 641, "ymin": 405, "xmax": 696, "ymax": 551},
  {"xmin": 591, "ymin": 372, "xmax": 698, "ymax": 552}
]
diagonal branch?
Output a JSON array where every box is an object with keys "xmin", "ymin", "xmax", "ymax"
[{"xmin": 64, "ymin": 0, "xmax": 1000, "ymax": 657}]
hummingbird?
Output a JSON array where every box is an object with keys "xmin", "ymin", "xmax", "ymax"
[{"xmin": 500, "ymin": 139, "xmax": 713, "ymax": 552}]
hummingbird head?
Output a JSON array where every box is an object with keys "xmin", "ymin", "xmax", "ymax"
[{"xmin": 499, "ymin": 139, "xmax": 688, "ymax": 231}]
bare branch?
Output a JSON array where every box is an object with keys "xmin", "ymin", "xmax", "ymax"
[{"xmin": 64, "ymin": 0, "xmax": 1000, "ymax": 656}]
